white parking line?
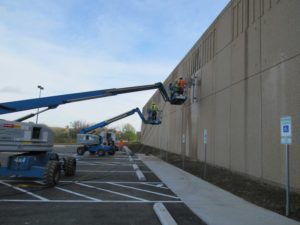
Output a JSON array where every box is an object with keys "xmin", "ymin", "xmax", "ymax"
[
  {"xmin": 80, "ymin": 157, "xmax": 137, "ymax": 160},
  {"xmin": 0, "ymin": 180, "xmax": 164, "ymax": 184},
  {"xmin": 107, "ymin": 182, "xmax": 180, "ymax": 199},
  {"xmin": 0, "ymin": 181, "xmax": 49, "ymax": 201},
  {"xmin": 77, "ymin": 183, "xmax": 148, "ymax": 202},
  {"xmin": 59, "ymin": 181, "xmax": 166, "ymax": 184},
  {"xmin": 76, "ymin": 161, "xmax": 98, "ymax": 166},
  {"xmin": 0, "ymin": 199, "xmax": 183, "ymax": 203},
  {"xmin": 55, "ymin": 186, "xmax": 101, "ymax": 202},
  {"xmin": 78, "ymin": 161, "xmax": 122, "ymax": 166},
  {"xmin": 140, "ymin": 182, "xmax": 169, "ymax": 190},
  {"xmin": 76, "ymin": 170, "xmax": 152, "ymax": 173}
]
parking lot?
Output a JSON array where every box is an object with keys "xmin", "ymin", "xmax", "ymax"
[{"xmin": 0, "ymin": 146, "xmax": 205, "ymax": 225}]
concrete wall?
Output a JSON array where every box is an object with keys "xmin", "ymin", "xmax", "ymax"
[{"xmin": 141, "ymin": 0, "xmax": 300, "ymax": 190}]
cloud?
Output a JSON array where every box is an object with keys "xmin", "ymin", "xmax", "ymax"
[{"xmin": 0, "ymin": 86, "xmax": 22, "ymax": 94}]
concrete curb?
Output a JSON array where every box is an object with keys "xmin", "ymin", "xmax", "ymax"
[
  {"xmin": 132, "ymin": 164, "xmax": 139, "ymax": 171},
  {"xmin": 153, "ymin": 203, "xmax": 177, "ymax": 225},
  {"xmin": 123, "ymin": 146, "xmax": 133, "ymax": 156},
  {"xmin": 135, "ymin": 169, "xmax": 146, "ymax": 181}
]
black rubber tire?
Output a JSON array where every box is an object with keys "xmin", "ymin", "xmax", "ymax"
[
  {"xmin": 64, "ymin": 157, "xmax": 76, "ymax": 176},
  {"xmin": 48, "ymin": 153, "xmax": 59, "ymax": 161},
  {"xmin": 97, "ymin": 150, "xmax": 106, "ymax": 157},
  {"xmin": 108, "ymin": 148, "xmax": 115, "ymax": 155},
  {"xmin": 44, "ymin": 161, "xmax": 61, "ymax": 187},
  {"xmin": 77, "ymin": 146, "xmax": 85, "ymax": 155}
]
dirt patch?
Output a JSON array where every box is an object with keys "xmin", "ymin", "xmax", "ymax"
[{"xmin": 128, "ymin": 142, "xmax": 300, "ymax": 221}]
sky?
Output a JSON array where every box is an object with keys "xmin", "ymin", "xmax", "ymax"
[{"xmin": 0, "ymin": 0, "xmax": 230, "ymax": 131}]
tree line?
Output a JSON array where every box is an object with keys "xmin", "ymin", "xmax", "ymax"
[{"xmin": 51, "ymin": 120, "xmax": 139, "ymax": 144}]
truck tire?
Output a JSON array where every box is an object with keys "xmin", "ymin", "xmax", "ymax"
[
  {"xmin": 44, "ymin": 160, "xmax": 61, "ymax": 187},
  {"xmin": 48, "ymin": 153, "xmax": 59, "ymax": 161},
  {"xmin": 97, "ymin": 150, "xmax": 105, "ymax": 157},
  {"xmin": 108, "ymin": 148, "xmax": 115, "ymax": 155},
  {"xmin": 64, "ymin": 157, "xmax": 76, "ymax": 176},
  {"xmin": 77, "ymin": 146, "xmax": 85, "ymax": 155}
]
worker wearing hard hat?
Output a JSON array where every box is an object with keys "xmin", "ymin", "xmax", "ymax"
[
  {"xmin": 177, "ymin": 77, "xmax": 185, "ymax": 94},
  {"xmin": 150, "ymin": 102, "xmax": 158, "ymax": 121}
]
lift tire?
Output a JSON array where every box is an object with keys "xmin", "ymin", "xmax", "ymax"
[
  {"xmin": 108, "ymin": 149, "xmax": 115, "ymax": 156},
  {"xmin": 64, "ymin": 157, "xmax": 76, "ymax": 176},
  {"xmin": 97, "ymin": 150, "xmax": 106, "ymax": 157},
  {"xmin": 48, "ymin": 153, "xmax": 59, "ymax": 161},
  {"xmin": 44, "ymin": 160, "xmax": 61, "ymax": 187},
  {"xmin": 77, "ymin": 147, "xmax": 85, "ymax": 156}
]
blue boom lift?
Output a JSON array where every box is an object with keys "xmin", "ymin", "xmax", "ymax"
[
  {"xmin": 76, "ymin": 107, "xmax": 161, "ymax": 157},
  {"xmin": 0, "ymin": 82, "xmax": 186, "ymax": 186}
]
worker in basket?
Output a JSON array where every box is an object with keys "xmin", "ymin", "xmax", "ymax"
[
  {"xmin": 118, "ymin": 139, "xmax": 125, "ymax": 150},
  {"xmin": 177, "ymin": 77, "xmax": 186, "ymax": 94},
  {"xmin": 150, "ymin": 102, "xmax": 158, "ymax": 121}
]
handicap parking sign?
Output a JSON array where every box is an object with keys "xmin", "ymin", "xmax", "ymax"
[{"xmin": 280, "ymin": 116, "xmax": 292, "ymax": 144}]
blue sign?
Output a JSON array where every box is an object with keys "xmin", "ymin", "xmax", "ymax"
[{"xmin": 280, "ymin": 116, "xmax": 292, "ymax": 144}]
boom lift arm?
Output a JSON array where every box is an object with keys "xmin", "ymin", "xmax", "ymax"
[
  {"xmin": 79, "ymin": 107, "xmax": 160, "ymax": 134},
  {"xmin": 0, "ymin": 82, "xmax": 182, "ymax": 116}
]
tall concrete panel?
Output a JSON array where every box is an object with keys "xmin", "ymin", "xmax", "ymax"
[
  {"xmin": 197, "ymin": 95, "xmax": 215, "ymax": 164},
  {"xmin": 261, "ymin": 0, "xmax": 300, "ymax": 70},
  {"xmin": 214, "ymin": 89, "xmax": 230, "ymax": 169},
  {"xmin": 141, "ymin": 0, "xmax": 300, "ymax": 191},
  {"xmin": 215, "ymin": 3, "xmax": 232, "ymax": 53},
  {"xmin": 247, "ymin": 20, "xmax": 261, "ymax": 77},
  {"xmin": 230, "ymin": 81, "xmax": 246, "ymax": 172},
  {"xmin": 215, "ymin": 46, "xmax": 231, "ymax": 92},
  {"xmin": 245, "ymin": 75, "xmax": 262, "ymax": 178},
  {"xmin": 231, "ymin": 34, "xmax": 246, "ymax": 83}
]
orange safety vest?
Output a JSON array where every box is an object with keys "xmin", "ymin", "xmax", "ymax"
[{"xmin": 178, "ymin": 79, "xmax": 185, "ymax": 89}]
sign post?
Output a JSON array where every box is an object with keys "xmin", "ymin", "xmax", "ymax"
[
  {"xmin": 203, "ymin": 129, "xmax": 208, "ymax": 178},
  {"xmin": 280, "ymin": 116, "xmax": 292, "ymax": 217}
]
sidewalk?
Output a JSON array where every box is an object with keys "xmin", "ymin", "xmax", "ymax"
[{"xmin": 139, "ymin": 154, "xmax": 300, "ymax": 225}]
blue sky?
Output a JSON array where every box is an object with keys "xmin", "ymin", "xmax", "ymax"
[{"xmin": 0, "ymin": 0, "xmax": 229, "ymax": 131}]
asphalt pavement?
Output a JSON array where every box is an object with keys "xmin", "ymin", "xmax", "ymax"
[{"xmin": 0, "ymin": 145, "xmax": 205, "ymax": 225}]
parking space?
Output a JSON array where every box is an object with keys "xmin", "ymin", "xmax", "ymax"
[{"xmin": 0, "ymin": 146, "xmax": 206, "ymax": 225}]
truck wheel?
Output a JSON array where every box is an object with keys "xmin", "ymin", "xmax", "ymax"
[
  {"xmin": 48, "ymin": 153, "xmax": 59, "ymax": 161},
  {"xmin": 64, "ymin": 157, "xmax": 76, "ymax": 176},
  {"xmin": 44, "ymin": 161, "xmax": 61, "ymax": 187},
  {"xmin": 77, "ymin": 147, "xmax": 85, "ymax": 155},
  {"xmin": 108, "ymin": 149, "xmax": 115, "ymax": 155},
  {"xmin": 97, "ymin": 150, "xmax": 105, "ymax": 157}
]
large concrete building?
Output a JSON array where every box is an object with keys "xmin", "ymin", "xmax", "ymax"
[{"xmin": 141, "ymin": 0, "xmax": 300, "ymax": 191}]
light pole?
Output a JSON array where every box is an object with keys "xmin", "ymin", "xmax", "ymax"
[{"xmin": 36, "ymin": 85, "xmax": 44, "ymax": 124}]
